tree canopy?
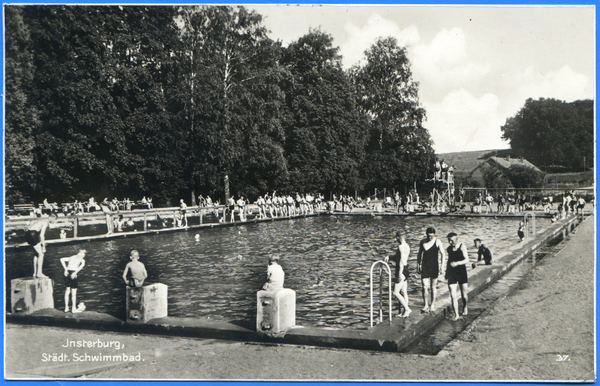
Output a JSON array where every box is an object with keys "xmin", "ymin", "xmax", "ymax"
[
  {"xmin": 351, "ymin": 37, "xmax": 435, "ymax": 191},
  {"xmin": 501, "ymin": 98, "xmax": 593, "ymax": 172},
  {"xmin": 5, "ymin": 5, "xmax": 436, "ymax": 205}
]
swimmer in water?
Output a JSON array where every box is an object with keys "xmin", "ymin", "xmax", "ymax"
[{"xmin": 310, "ymin": 277, "xmax": 324, "ymax": 288}]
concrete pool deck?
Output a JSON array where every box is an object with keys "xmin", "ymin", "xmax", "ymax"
[{"xmin": 7, "ymin": 213, "xmax": 586, "ymax": 355}]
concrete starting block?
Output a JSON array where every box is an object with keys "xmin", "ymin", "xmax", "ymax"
[
  {"xmin": 126, "ymin": 283, "xmax": 168, "ymax": 323},
  {"xmin": 11, "ymin": 277, "xmax": 54, "ymax": 315},
  {"xmin": 257, "ymin": 288, "xmax": 296, "ymax": 334}
]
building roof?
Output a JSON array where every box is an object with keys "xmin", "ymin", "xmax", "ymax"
[
  {"xmin": 487, "ymin": 156, "xmax": 543, "ymax": 173},
  {"xmin": 436, "ymin": 149, "xmax": 512, "ymax": 176}
]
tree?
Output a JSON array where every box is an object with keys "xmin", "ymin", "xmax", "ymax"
[
  {"xmin": 505, "ymin": 164, "xmax": 544, "ymax": 189},
  {"xmin": 352, "ymin": 37, "xmax": 435, "ymax": 191},
  {"xmin": 280, "ymin": 29, "xmax": 367, "ymax": 193},
  {"xmin": 6, "ymin": 6, "xmax": 183, "ymax": 203},
  {"xmin": 4, "ymin": 6, "xmax": 40, "ymax": 204},
  {"xmin": 174, "ymin": 6, "xmax": 289, "ymax": 200},
  {"xmin": 501, "ymin": 98, "xmax": 593, "ymax": 172},
  {"xmin": 480, "ymin": 165, "xmax": 511, "ymax": 189}
]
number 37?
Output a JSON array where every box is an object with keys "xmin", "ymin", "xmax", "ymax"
[{"xmin": 556, "ymin": 355, "xmax": 570, "ymax": 362}]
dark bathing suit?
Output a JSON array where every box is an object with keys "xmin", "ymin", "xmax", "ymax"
[
  {"xmin": 391, "ymin": 248, "xmax": 410, "ymax": 284},
  {"xmin": 25, "ymin": 230, "xmax": 41, "ymax": 246},
  {"xmin": 65, "ymin": 270, "xmax": 78, "ymax": 289},
  {"xmin": 478, "ymin": 245, "xmax": 492, "ymax": 265},
  {"xmin": 420, "ymin": 240, "xmax": 440, "ymax": 279},
  {"xmin": 446, "ymin": 244, "xmax": 468, "ymax": 285}
]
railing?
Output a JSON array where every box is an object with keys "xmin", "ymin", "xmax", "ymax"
[
  {"xmin": 524, "ymin": 212, "xmax": 536, "ymax": 238},
  {"xmin": 5, "ymin": 206, "xmax": 233, "ymax": 243},
  {"xmin": 369, "ymin": 260, "xmax": 392, "ymax": 328}
]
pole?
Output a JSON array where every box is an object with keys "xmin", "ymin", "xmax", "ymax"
[{"xmin": 224, "ymin": 175, "xmax": 230, "ymax": 205}]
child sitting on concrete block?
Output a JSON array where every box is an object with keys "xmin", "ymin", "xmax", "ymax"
[
  {"xmin": 122, "ymin": 250, "xmax": 148, "ymax": 287},
  {"xmin": 263, "ymin": 255, "xmax": 284, "ymax": 291}
]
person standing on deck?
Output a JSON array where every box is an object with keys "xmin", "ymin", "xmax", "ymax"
[
  {"xmin": 179, "ymin": 199, "xmax": 188, "ymax": 227},
  {"xmin": 416, "ymin": 227, "xmax": 447, "ymax": 313},
  {"xmin": 445, "ymin": 233, "xmax": 470, "ymax": 321},
  {"xmin": 25, "ymin": 213, "xmax": 57, "ymax": 278},
  {"xmin": 385, "ymin": 230, "xmax": 412, "ymax": 317}
]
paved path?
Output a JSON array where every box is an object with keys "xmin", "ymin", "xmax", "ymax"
[{"xmin": 5, "ymin": 215, "xmax": 595, "ymax": 381}]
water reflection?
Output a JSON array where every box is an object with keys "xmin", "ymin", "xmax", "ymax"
[{"xmin": 5, "ymin": 215, "xmax": 549, "ymax": 329}]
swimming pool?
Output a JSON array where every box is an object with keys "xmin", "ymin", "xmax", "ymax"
[{"xmin": 5, "ymin": 215, "xmax": 551, "ymax": 329}]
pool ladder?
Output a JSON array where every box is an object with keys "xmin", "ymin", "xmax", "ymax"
[
  {"xmin": 369, "ymin": 260, "xmax": 392, "ymax": 327},
  {"xmin": 524, "ymin": 212, "xmax": 536, "ymax": 238}
]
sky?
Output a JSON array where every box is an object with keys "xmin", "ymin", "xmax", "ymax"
[{"xmin": 250, "ymin": 5, "xmax": 595, "ymax": 154}]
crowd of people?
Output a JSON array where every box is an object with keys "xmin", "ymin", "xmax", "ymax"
[
  {"xmin": 194, "ymin": 192, "xmax": 327, "ymax": 223},
  {"xmin": 18, "ymin": 185, "xmax": 590, "ymax": 324},
  {"xmin": 470, "ymin": 190, "xmax": 589, "ymax": 218}
]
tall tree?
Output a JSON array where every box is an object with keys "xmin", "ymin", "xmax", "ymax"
[
  {"xmin": 501, "ymin": 98, "xmax": 594, "ymax": 172},
  {"xmin": 281, "ymin": 29, "xmax": 367, "ymax": 193},
  {"xmin": 352, "ymin": 37, "xmax": 435, "ymax": 191},
  {"xmin": 5, "ymin": 6, "xmax": 40, "ymax": 203},
  {"xmin": 6, "ymin": 6, "xmax": 183, "ymax": 202},
  {"xmin": 174, "ymin": 6, "xmax": 288, "ymax": 200}
]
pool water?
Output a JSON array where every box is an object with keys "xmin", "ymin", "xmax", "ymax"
[{"xmin": 5, "ymin": 215, "xmax": 551, "ymax": 329}]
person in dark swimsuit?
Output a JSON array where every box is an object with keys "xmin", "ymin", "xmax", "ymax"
[
  {"xmin": 518, "ymin": 221, "xmax": 525, "ymax": 241},
  {"xmin": 446, "ymin": 232, "xmax": 470, "ymax": 321},
  {"xmin": 417, "ymin": 227, "xmax": 447, "ymax": 313},
  {"xmin": 473, "ymin": 238, "xmax": 493, "ymax": 267}
]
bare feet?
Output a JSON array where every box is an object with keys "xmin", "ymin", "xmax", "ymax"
[
  {"xmin": 421, "ymin": 306, "xmax": 430, "ymax": 313},
  {"xmin": 430, "ymin": 304, "xmax": 436, "ymax": 312},
  {"xmin": 402, "ymin": 309, "xmax": 412, "ymax": 318},
  {"xmin": 72, "ymin": 309, "xmax": 82, "ymax": 314},
  {"xmin": 35, "ymin": 273, "xmax": 48, "ymax": 279},
  {"xmin": 451, "ymin": 314, "xmax": 462, "ymax": 321},
  {"xmin": 462, "ymin": 306, "xmax": 468, "ymax": 316}
]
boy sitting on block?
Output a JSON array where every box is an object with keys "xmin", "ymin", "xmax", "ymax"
[{"xmin": 122, "ymin": 250, "xmax": 148, "ymax": 287}]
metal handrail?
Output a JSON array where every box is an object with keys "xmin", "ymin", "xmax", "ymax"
[
  {"xmin": 369, "ymin": 260, "xmax": 392, "ymax": 328},
  {"xmin": 524, "ymin": 212, "xmax": 536, "ymax": 238}
]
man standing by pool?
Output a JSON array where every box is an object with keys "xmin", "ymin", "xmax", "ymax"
[
  {"xmin": 417, "ymin": 226, "xmax": 446, "ymax": 313},
  {"xmin": 446, "ymin": 232, "xmax": 470, "ymax": 321},
  {"xmin": 25, "ymin": 213, "xmax": 57, "ymax": 278}
]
